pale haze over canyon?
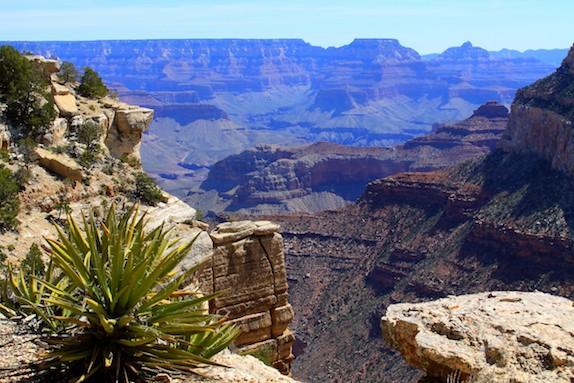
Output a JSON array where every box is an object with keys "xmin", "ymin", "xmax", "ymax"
[{"xmin": 1, "ymin": 2, "xmax": 574, "ymax": 383}]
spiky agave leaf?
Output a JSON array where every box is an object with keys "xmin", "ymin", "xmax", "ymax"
[{"xmin": 4, "ymin": 204, "xmax": 239, "ymax": 383}]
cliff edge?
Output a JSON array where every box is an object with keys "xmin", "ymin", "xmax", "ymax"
[{"xmin": 500, "ymin": 43, "xmax": 574, "ymax": 175}]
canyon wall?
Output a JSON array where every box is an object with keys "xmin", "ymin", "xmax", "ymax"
[
  {"xmin": 266, "ymin": 45, "xmax": 574, "ymax": 382},
  {"xmin": 3, "ymin": 40, "xmax": 556, "ymax": 196},
  {"xmin": 190, "ymin": 101, "xmax": 508, "ymax": 215},
  {"xmin": 500, "ymin": 43, "xmax": 574, "ymax": 175}
]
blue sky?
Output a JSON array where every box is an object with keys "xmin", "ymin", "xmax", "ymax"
[{"xmin": 1, "ymin": 0, "xmax": 572, "ymax": 54}]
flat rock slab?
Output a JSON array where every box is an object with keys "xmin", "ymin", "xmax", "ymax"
[{"xmin": 381, "ymin": 291, "xmax": 574, "ymax": 383}]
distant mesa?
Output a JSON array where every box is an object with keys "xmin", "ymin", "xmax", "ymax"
[
  {"xmin": 472, "ymin": 100, "xmax": 509, "ymax": 118},
  {"xmin": 2, "ymin": 38, "xmax": 558, "ymax": 195},
  {"xmin": 328, "ymin": 38, "xmax": 421, "ymax": 62},
  {"xmin": 436, "ymin": 41, "xmax": 492, "ymax": 61}
]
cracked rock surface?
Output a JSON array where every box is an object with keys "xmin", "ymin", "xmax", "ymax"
[{"xmin": 381, "ymin": 291, "xmax": 574, "ymax": 382}]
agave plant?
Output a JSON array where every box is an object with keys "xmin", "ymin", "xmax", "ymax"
[{"xmin": 1, "ymin": 204, "xmax": 239, "ymax": 383}]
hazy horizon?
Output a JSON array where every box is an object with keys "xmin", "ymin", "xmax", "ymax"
[{"xmin": 1, "ymin": 1, "xmax": 572, "ymax": 55}]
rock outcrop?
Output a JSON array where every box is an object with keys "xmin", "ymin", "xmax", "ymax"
[
  {"xmin": 33, "ymin": 147, "xmax": 84, "ymax": 181},
  {"xmin": 105, "ymin": 102, "xmax": 154, "ymax": 162},
  {"xmin": 197, "ymin": 221, "xmax": 295, "ymax": 375},
  {"xmin": 0, "ymin": 121, "xmax": 10, "ymax": 149},
  {"xmin": 500, "ymin": 43, "xmax": 574, "ymax": 175},
  {"xmin": 0, "ymin": 53, "xmax": 294, "ymax": 380},
  {"xmin": 190, "ymin": 102, "xmax": 508, "ymax": 215},
  {"xmin": 381, "ymin": 291, "xmax": 574, "ymax": 383},
  {"xmin": 135, "ymin": 212, "xmax": 297, "ymax": 376},
  {"xmin": 22, "ymin": 55, "xmax": 155, "ymax": 173},
  {"xmin": 52, "ymin": 82, "xmax": 78, "ymax": 117}
]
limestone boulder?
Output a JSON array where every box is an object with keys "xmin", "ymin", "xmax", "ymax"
[
  {"xmin": 381, "ymin": 291, "xmax": 574, "ymax": 383},
  {"xmin": 54, "ymin": 94, "xmax": 78, "ymax": 117},
  {"xmin": 52, "ymin": 82, "xmax": 72, "ymax": 96},
  {"xmin": 191, "ymin": 349, "xmax": 302, "ymax": 382},
  {"xmin": 34, "ymin": 147, "xmax": 83, "ymax": 181}
]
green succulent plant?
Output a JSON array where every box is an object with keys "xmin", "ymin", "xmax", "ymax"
[{"xmin": 0, "ymin": 204, "xmax": 239, "ymax": 382}]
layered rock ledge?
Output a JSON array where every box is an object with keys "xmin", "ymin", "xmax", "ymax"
[
  {"xmin": 199, "ymin": 220, "xmax": 295, "ymax": 375},
  {"xmin": 381, "ymin": 291, "xmax": 574, "ymax": 383}
]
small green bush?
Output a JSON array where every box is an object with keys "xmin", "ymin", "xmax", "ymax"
[
  {"xmin": 133, "ymin": 172, "xmax": 163, "ymax": 206},
  {"xmin": 57, "ymin": 61, "xmax": 78, "ymax": 84},
  {"xmin": 245, "ymin": 344, "xmax": 275, "ymax": 367},
  {"xmin": 16, "ymin": 137, "xmax": 38, "ymax": 163},
  {"xmin": 49, "ymin": 144, "xmax": 69, "ymax": 154},
  {"xmin": 0, "ymin": 149, "xmax": 10, "ymax": 163},
  {"xmin": 0, "ymin": 45, "xmax": 56, "ymax": 136},
  {"xmin": 77, "ymin": 120, "xmax": 102, "ymax": 148},
  {"xmin": 53, "ymin": 199, "xmax": 71, "ymax": 219},
  {"xmin": 120, "ymin": 153, "xmax": 141, "ymax": 168},
  {"xmin": 77, "ymin": 67, "xmax": 109, "ymax": 98},
  {"xmin": 0, "ymin": 164, "xmax": 20, "ymax": 230}
]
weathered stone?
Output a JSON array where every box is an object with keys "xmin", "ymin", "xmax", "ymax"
[
  {"xmin": 259, "ymin": 233, "xmax": 289, "ymax": 297},
  {"xmin": 34, "ymin": 147, "xmax": 83, "ymax": 181},
  {"xmin": 232, "ymin": 312, "xmax": 272, "ymax": 346},
  {"xmin": 26, "ymin": 55, "xmax": 59, "ymax": 76},
  {"xmin": 198, "ymin": 350, "xmax": 302, "ymax": 382},
  {"xmin": 200, "ymin": 220, "xmax": 294, "ymax": 374},
  {"xmin": 214, "ymin": 221, "xmax": 256, "ymax": 234},
  {"xmin": 210, "ymin": 227, "xmax": 255, "ymax": 245},
  {"xmin": 147, "ymin": 196, "xmax": 197, "ymax": 228},
  {"xmin": 86, "ymin": 114, "xmax": 111, "ymax": 138},
  {"xmin": 275, "ymin": 292, "xmax": 290, "ymax": 307},
  {"xmin": 254, "ymin": 220, "xmax": 281, "ymax": 235},
  {"xmin": 276, "ymin": 330, "xmax": 295, "ymax": 359},
  {"xmin": 114, "ymin": 106, "xmax": 154, "ymax": 134},
  {"xmin": 54, "ymin": 94, "xmax": 78, "ymax": 117},
  {"xmin": 271, "ymin": 304, "xmax": 294, "ymax": 337},
  {"xmin": 192, "ymin": 220, "xmax": 209, "ymax": 231},
  {"xmin": 106, "ymin": 105, "xmax": 153, "ymax": 163},
  {"xmin": 52, "ymin": 82, "xmax": 72, "ymax": 96},
  {"xmin": 382, "ymin": 291, "xmax": 574, "ymax": 383},
  {"xmin": 211, "ymin": 233, "xmax": 277, "ymax": 314},
  {"xmin": 42, "ymin": 117, "xmax": 68, "ymax": 147}
]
